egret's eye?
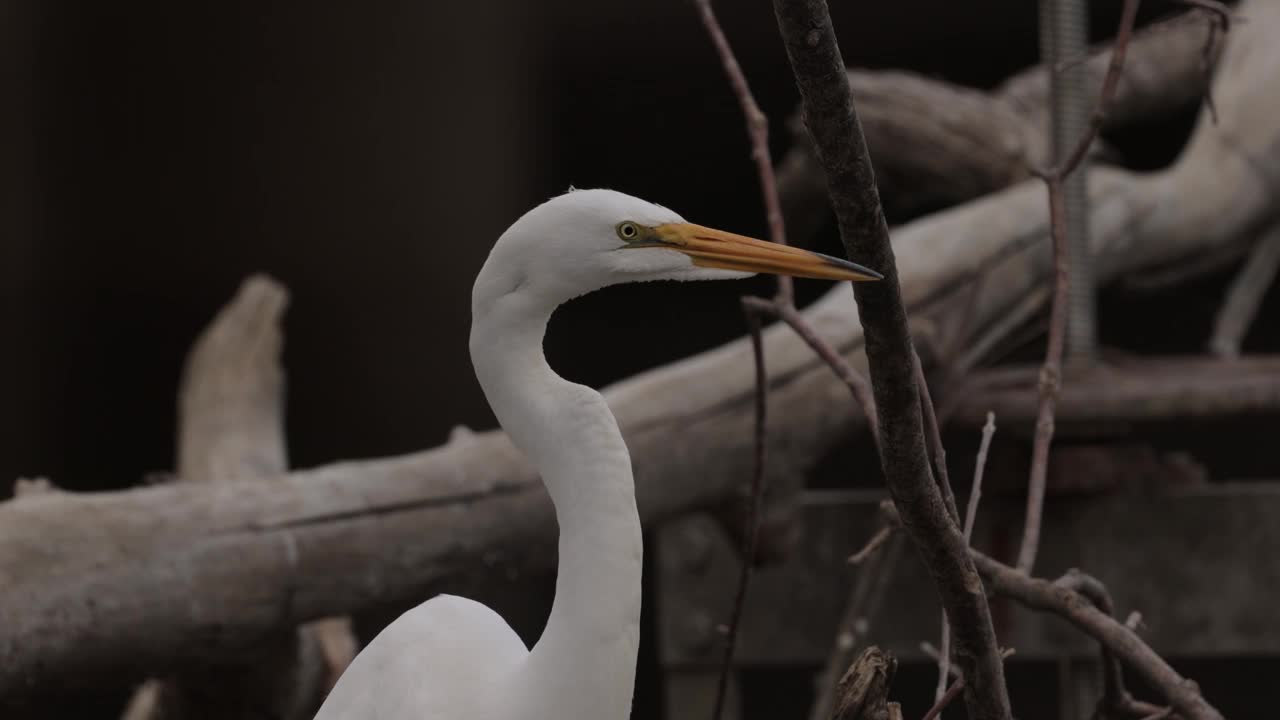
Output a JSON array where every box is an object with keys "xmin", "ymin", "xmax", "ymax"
[{"xmin": 616, "ymin": 221, "xmax": 641, "ymax": 241}]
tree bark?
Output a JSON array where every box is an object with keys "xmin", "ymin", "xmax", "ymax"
[{"xmin": 769, "ymin": 0, "xmax": 1011, "ymax": 717}]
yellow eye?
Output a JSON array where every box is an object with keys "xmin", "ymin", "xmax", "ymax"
[{"xmin": 616, "ymin": 221, "xmax": 640, "ymax": 241}]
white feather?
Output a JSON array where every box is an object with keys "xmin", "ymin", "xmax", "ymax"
[{"xmin": 315, "ymin": 189, "xmax": 742, "ymax": 720}]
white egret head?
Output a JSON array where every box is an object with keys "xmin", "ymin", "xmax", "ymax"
[{"xmin": 473, "ymin": 188, "xmax": 880, "ymax": 311}]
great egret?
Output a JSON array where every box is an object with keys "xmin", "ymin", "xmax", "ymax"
[{"xmin": 313, "ymin": 188, "xmax": 880, "ymax": 719}]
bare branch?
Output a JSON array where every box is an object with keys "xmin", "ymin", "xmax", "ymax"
[
  {"xmin": 847, "ymin": 525, "xmax": 893, "ymax": 566},
  {"xmin": 913, "ymin": 352, "xmax": 958, "ymax": 523},
  {"xmin": 1018, "ymin": 0, "xmax": 1143, "ymax": 576},
  {"xmin": 966, "ymin": 414, "xmax": 995, "ymax": 545},
  {"xmin": 693, "ymin": 0, "xmax": 791, "ymax": 303},
  {"xmin": 1054, "ymin": 570, "xmax": 1169, "ymax": 719},
  {"xmin": 775, "ymin": 301, "xmax": 881, "ymax": 450},
  {"xmin": 1014, "ymin": 177, "xmax": 1069, "ymax": 575},
  {"xmin": 921, "ymin": 679, "xmax": 965, "ymax": 720},
  {"xmin": 971, "ymin": 551, "xmax": 1225, "ymax": 720},
  {"xmin": 771, "ymin": 2, "xmax": 1011, "ymax": 718}
]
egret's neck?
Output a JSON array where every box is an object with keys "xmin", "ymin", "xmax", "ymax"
[{"xmin": 471, "ymin": 291, "xmax": 642, "ymax": 718}]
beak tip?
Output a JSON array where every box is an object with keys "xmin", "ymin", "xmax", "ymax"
[{"xmin": 822, "ymin": 255, "xmax": 883, "ymax": 282}]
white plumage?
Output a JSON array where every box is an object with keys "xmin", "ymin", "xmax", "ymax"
[{"xmin": 314, "ymin": 189, "xmax": 878, "ymax": 720}]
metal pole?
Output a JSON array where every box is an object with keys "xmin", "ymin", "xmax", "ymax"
[{"xmin": 1042, "ymin": 0, "xmax": 1097, "ymax": 360}]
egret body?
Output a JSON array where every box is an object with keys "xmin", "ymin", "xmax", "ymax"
[{"xmin": 313, "ymin": 189, "xmax": 879, "ymax": 719}]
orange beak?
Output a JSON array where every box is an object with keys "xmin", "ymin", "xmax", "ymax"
[{"xmin": 649, "ymin": 223, "xmax": 882, "ymax": 282}]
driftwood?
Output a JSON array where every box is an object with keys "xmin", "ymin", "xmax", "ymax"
[
  {"xmin": 2, "ymin": 0, "xmax": 1278, "ymax": 697},
  {"xmin": 971, "ymin": 552, "xmax": 1224, "ymax": 720},
  {"xmin": 117, "ymin": 277, "xmax": 355, "ymax": 720},
  {"xmin": 945, "ymin": 355, "xmax": 1280, "ymax": 434},
  {"xmin": 777, "ymin": 8, "xmax": 1225, "ymax": 230}
]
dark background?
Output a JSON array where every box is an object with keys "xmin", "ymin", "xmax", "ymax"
[
  {"xmin": 0, "ymin": 0, "xmax": 1056, "ymax": 489},
  {"xmin": 3, "ymin": 1, "xmax": 1272, "ymax": 718}
]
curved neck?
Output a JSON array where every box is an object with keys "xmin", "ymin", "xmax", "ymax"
[{"xmin": 471, "ymin": 292, "xmax": 642, "ymax": 718}]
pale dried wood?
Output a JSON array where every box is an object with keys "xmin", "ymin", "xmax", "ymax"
[
  {"xmin": 120, "ymin": 276, "xmax": 354, "ymax": 720},
  {"xmin": 945, "ymin": 355, "xmax": 1280, "ymax": 433},
  {"xmin": 778, "ymin": 9, "xmax": 1225, "ymax": 223},
  {"xmin": 1209, "ymin": 221, "xmax": 1280, "ymax": 357}
]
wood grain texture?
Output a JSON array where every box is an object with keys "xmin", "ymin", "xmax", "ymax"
[{"xmin": 120, "ymin": 276, "xmax": 351, "ymax": 720}]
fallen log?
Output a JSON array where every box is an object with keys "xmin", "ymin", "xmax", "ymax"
[{"xmin": 943, "ymin": 355, "xmax": 1280, "ymax": 435}]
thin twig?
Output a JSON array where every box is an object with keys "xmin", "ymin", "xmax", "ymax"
[
  {"xmin": 711, "ymin": 301, "xmax": 769, "ymax": 720},
  {"xmin": 1053, "ymin": 570, "xmax": 1177, "ymax": 720},
  {"xmin": 691, "ymin": 6, "xmax": 787, "ymax": 717},
  {"xmin": 693, "ymin": 0, "xmax": 792, "ymax": 303},
  {"xmin": 947, "ymin": 287, "xmax": 1050, "ymax": 383},
  {"xmin": 966, "ymin": 413, "xmax": 996, "ymax": 546},
  {"xmin": 1052, "ymin": 0, "xmax": 1143, "ymax": 181},
  {"xmin": 693, "ymin": 6, "xmax": 889, "ymax": 714},
  {"xmin": 970, "ymin": 550, "xmax": 1225, "ymax": 720},
  {"xmin": 1017, "ymin": 0, "xmax": 1142, "ymax": 575},
  {"xmin": 1055, "ymin": 570, "xmax": 1126, "ymax": 713},
  {"xmin": 934, "ymin": 412, "xmax": 996, "ymax": 708},
  {"xmin": 848, "ymin": 525, "xmax": 894, "ymax": 565},
  {"xmin": 939, "ymin": 276, "xmax": 986, "ymax": 378},
  {"xmin": 776, "ymin": 301, "xmax": 882, "ymax": 450},
  {"xmin": 921, "ymin": 679, "xmax": 965, "ymax": 720},
  {"xmin": 696, "ymin": 0, "xmax": 881, "ymax": 447},
  {"xmin": 913, "ymin": 350, "xmax": 959, "ymax": 523},
  {"xmin": 918, "ymin": 643, "xmax": 951, "ymax": 671},
  {"xmin": 1016, "ymin": 178, "xmax": 1070, "ymax": 575}
]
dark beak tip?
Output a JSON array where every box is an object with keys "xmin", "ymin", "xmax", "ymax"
[{"xmin": 816, "ymin": 250, "xmax": 882, "ymax": 281}]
